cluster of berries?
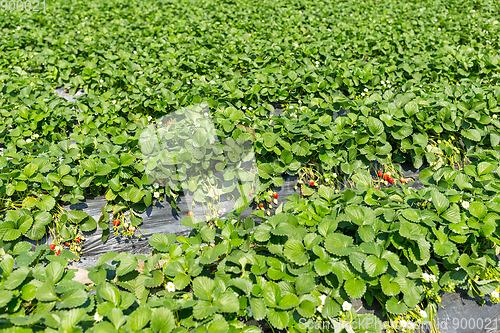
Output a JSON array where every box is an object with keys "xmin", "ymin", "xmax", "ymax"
[
  {"xmin": 113, "ymin": 219, "xmax": 136, "ymax": 233},
  {"xmin": 376, "ymin": 171, "xmax": 409, "ymax": 186}
]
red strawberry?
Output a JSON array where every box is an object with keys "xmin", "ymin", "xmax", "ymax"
[
  {"xmin": 377, "ymin": 171, "xmax": 383, "ymax": 177},
  {"xmin": 388, "ymin": 177, "xmax": 394, "ymax": 184},
  {"xmin": 50, "ymin": 244, "xmax": 56, "ymax": 250},
  {"xmin": 75, "ymin": 237, "xmax": 81, "ymax": 243},
  {"xmin": 309, "ymin": 181, "xmax": 315, "ymax": 186},
  {"xmin": 65, "ymin": 242, "xmax": 70, "ymax": 246},
  {"xmin": 258, "ymin": 203, "xmax": 264, "ymax": 209},
  {"xmin": 55, "ymin": 250, "xmax": 61, "ymax": 256},
  {"xmin": 268, "ymin": 201, "xmax": 272, "ymax": 204},
  {"xmin": 188, "ymin": 212, "xmax": 194, "ymax": 217},
  {"xmin": 383, "ymin": 174, "xmax": 389, "ymax": 181},
  {"xmin": 113, "ymin": 219, "xmax": 120, "ymax": 226},
  {"xmin": 273, "ymin": 193, "xmax": 278, "ymax": 199},
  {"xmin": 374, "ymin": 186, "xmax": 379, "ymax": 190}
]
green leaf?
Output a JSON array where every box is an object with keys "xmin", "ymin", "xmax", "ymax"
[
  {"xmin": 56, "ymin": 289, "xmax": 88, "ymax": 309},
  {"xmin": 216, "ymin": 291, "xmax": 240, "ymax": 312},
  {"xmin": 60, "ymin": 308, "xmax": 86, "ymax": 332},
  {"xmin": 0, "ymin": 290, "xmax": 14, "ymax": 308},
  {"xmin": 367, "ymin": 117, "xmax": 384, "ymax": 136},
  {"xmin": 97, "ymin": 252, "xmax": 118, "ymax": 266},
  {"xmin": 380, "ymin": 274, "xmax": 401, "ymax": 296},
  {"xmin": 144, "ymin": 270, "xmax": 164, "ymax": 288},
  {"xmin": 99, "ymin": 283, "xmax": 121, "ymax": 307},
  {"xmin": 284, "ymin": 239, "xmax": 309, "ymax": 266},
  {"xmin": 470, "ymin": 202, "xmax": 487, "ymax": 219},
  {"xmin": 36, "ymin": 195, "xmax": 56, "ymax": 211},
  {"xmin": 229, "ymin": 278, "xmax": 253, "ymax": 296},
  {"xmin": 296, "ymin": 294, "xmax": 318, "ymax": 318},
  {"xmin": 4, "ymin": 266, "xmax": 29, "ymax": 290},
  {"xmin": 80, "ymin": 216, "xmax": 97, "ymax": 232},
  {"xmin": 107, "ymin": 308, "xmax": 126, "ymax": 330},
  {"xmin": 263, "ymin": 281, "xmax": 281, "ymax": 307},
  {"xmin": 193, "ymin": 276, "xmax": 216, "ymax": 301},
  {"xmin": 36, "ymin": 280, "xmax": 58, "ymax": 302},
  {"xmin": 267, "ymin": 309, "xmax": 289, "ymax": 330},
  {"xmin": 431, "ymin": 190, "xmax": 449, "ymax": 215},
  {"xmin": 386, "ymin": 297, "xmax": 408, "ymax": 314},
  {"xmin": 249, "ymin": 297, "xmax": 267, "ymax": 320},
  {"xmin": 150, "ymin": 307, "xmax": 176, "ymax": 333},
  {"xmin": 325, "ymin": 233, "xmax": 354, "ymax": 256},
  {"xmin": 206, "ymin": 319, "xmax": 229, "ymax": 333},
  {"xmin": 364, "ymin": 256, "xmax": 388, "ymax": 277},
  {"xmin": 46, "ymin": 261, "xmax": 65, "ymax": 283},
  {"xmin": 116, "ymin": 254, "xmax": 138, "ymax": 276},
  {"xmin": 149, "ymin": 233, "xmax": 175, "ymax": 252},
  {"xmin": 193, "ymin": 300, "xmax": 218, "ymax": 320},
  {"xmin": 344, "ymin": 278, "xmax": 366, "ymax": 299},
  {"xmin": 295, "ymin": 275, "xmax": 315, "ymax": 295},
  {"xmin": 127, "ymin": 306, "xmax": 151, "ymax": 331}
]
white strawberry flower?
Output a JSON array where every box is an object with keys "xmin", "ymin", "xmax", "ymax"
[
  {"xmin": 153, "ymin": 183, "xmax": 159, "ymax": 189},
  {"xmin": 420, "ymin": 310, "xmax": 428, "ymax": 318},
  {"xmin": 166, "ymin": 282, "xmax": 175, "ymax": 292},
  {"xmin": 316, "ymin": 305, "xmax": 323, "ymax": 313},
  {"xmin": 422, "ymin": 273, "xmax": 431, "ymax": 282},
  {"xmin": 430, "ymin": 274, "xmax": 437, "ymax": 283},
  {"xmin": 400, "ymin": 320, "xmax": 407, "ymax": 328},
  {"xmin": 94, "ymin": 312, "xmax": 103, "ymax": 322},
  {"xmin": 342, "ymin": 301, "xmax": 352, "ymax": 311},
  {"xmin": 147, "ymin": 116, "xmax": 152, "ymax": 121},
  {"xmin": 319, "ymin": 294, "xmax": 327, "ymax": 305},
  {"xmin": 332, "ymin": 173, "xmax": 337, "ymax": 178},
  {"xmin": 493, "ymin": 114, "xmax": 497, "ymax": 119},
  {"xmin": 407, "ymin": 321, "xmax": 416, "ymax": 329},
  {"xmin": 364, "ymin": 88, "xmax": 368, "ymax": 92},
  {"xmin": 26, "ymin": 138, "xmax": 32, "ymax": 143},
  {"xmin": 492, "ymin": 291, "xmax": 499, "ymax": 298},
  {"xmin": 153, "ymin": 191, "xmax": 160, "ymax": 198},
  {"xmin": 462, "ymin": 201, "xmax": 470, "ymax": 209}
]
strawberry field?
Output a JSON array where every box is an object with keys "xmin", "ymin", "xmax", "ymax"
[{"xmin": 1, "ymin": 0, "xmax": 500, "ymax": 332}]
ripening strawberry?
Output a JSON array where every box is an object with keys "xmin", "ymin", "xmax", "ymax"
[
  {"xmin": 75, "ymin": 237, "xmax": 81, "ymax": 243},
  {"xmin": 188, "ymin": 212, "xmax": 194, "ymax": 217},
  {"xmin": 383, "ymin": 174, "xmax": 389, "ymax": 181},
  {"xmin": 388, "ymin": 177, "xmax": 394, "ymax": 184},
  {"xmin": 167, "ymin": 121, "xmax": 172, "ymax": 125},
  {"xmin": 258, "ymin": 203, "xmax": 264, "ymax": 209},
  {"xmin": 65, "ymin": 242, "xmax": 70, "ymax": 246},
  {"xmin": 50, "ymin": 244, "xmax": 56, "ymax": 250},
  {"xmin": 309, "ymin": 181, "xmax": 315, "ymax": 186},
  {"xmin": 113, "ymin": 219, "xmax": 120, "ymax": 226},
  {"xmin": 55, "ymin": 250, "xmax": 61, "ymax": 256},
  {"xmin": 377, "ymin": 171, "xmax": 383, "ymax": 177},
  {"xmin": 273, "ymin": 193, "xmax": 278, "ymax": 199},
  {"xmin": 400, "ymin": 178, "xmax": 405, "ymax": 184},
  {"xmin": 374, "ymin": 186, "xmax": 379, "ymax": 190}
]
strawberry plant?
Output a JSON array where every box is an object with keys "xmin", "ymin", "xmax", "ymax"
[{"xmin": 1, "ymin": 0, "xmax": 500, "ymax": 331}]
